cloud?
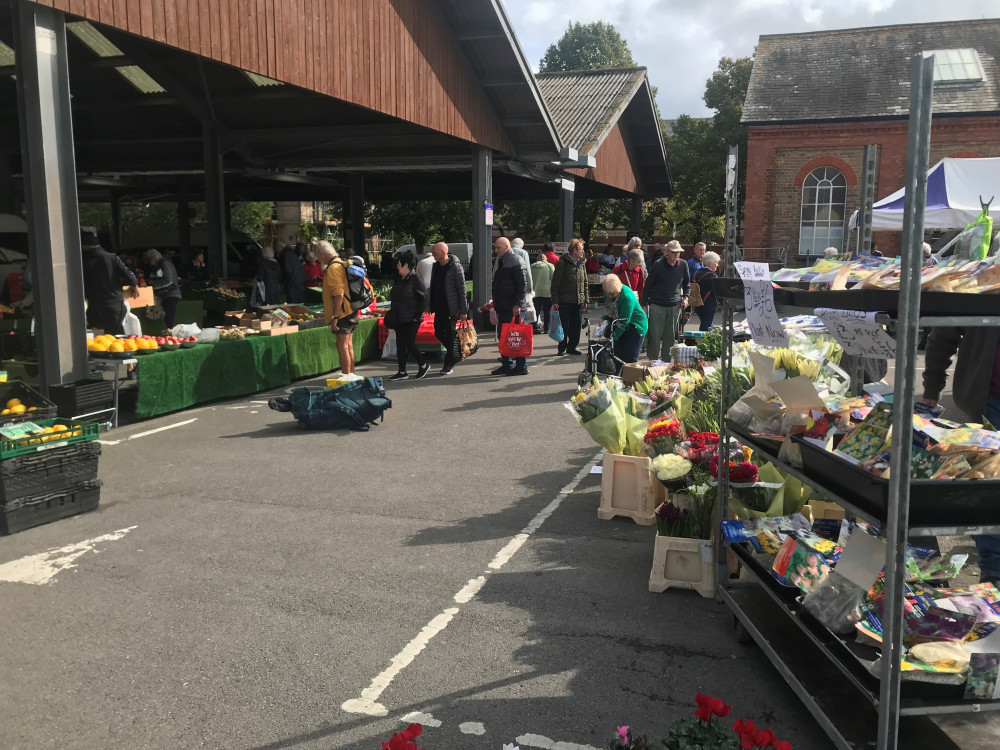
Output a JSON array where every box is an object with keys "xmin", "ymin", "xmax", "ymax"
[{"xmin": 502, "ymin": 0, "xmax": 1000, "ymax": 117}]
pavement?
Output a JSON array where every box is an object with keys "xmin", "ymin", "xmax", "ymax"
[{"xmin": 0, "ymin": 330, "xmax": 995, "ymax": 749}]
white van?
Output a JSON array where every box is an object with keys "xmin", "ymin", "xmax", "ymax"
[{"xmin": 393, "ymin": 242, "xmax": 474, "ymax": 268}]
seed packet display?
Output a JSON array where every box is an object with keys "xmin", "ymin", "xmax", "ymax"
[
  {"xmin": 772, "ymin": 536, "xmax": 831, "ymax": 593},
  {"xmin": 836, "ymin": 423, "xmax": 890, "ymax": 463},
  {"xmin": 903, "ymin": 606, "xmax": 978, "ymax": 646},
  {"xmin": 906, "ymin": 554, "xmax": 969, "ymax": 582},
  {"xmin": 965, "ymin": 654, "xmax": 1000, "ymax": 701},
  {"xmin": 947, "ymin": 596, "xmax": 1000, "ymax": 624}
]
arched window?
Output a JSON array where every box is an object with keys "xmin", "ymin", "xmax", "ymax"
[{"xmin": 799, "ymin": 167, "xmax": 847, "ymax": 256}]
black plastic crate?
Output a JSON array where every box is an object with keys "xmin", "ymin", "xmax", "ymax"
[
  {"xmin": 0, "ymin": 454, "xmax": 99, "ymax": 505},
  {"xmin": 0, "ymin": 481, "xmax": 101, "ymax": 535},
  {"xmin": 793, "ymin": 434, "xmax": 1000, "ymax": 526},
  {"xmin": 0, "ymin": 380, "xmax": 57, "ymax": 425},
  {"xmin": 0, "ymin": 440, "xmax": 101, "ymax": 476},
  {"xmin": 48, "ymin": 379, "xmax": 114, "ymax": 418}
]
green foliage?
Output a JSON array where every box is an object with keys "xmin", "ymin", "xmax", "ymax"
[
  {"xmin": 78, "ymin": 203, "xmax": 112, "ymax": 234},
  {"xmin": 495, "ymin": 200, "xmax": 559, "ymax": 241},
  {"xmin": 664, "ymin": 718, "xmax": 740, "ymax": 750},
  {"xmin": 539, "ymin": 21, "xmax": 636, "ymax": 72},
  {"xmin": 367, "ymin": 201, "xmax": 472, "ymax": 249},
  {"xmin": 696, "ymin": 328, "xmax": 722, "ymax": 361},
  {"xmin": 230, "ymin": 202, "xmax": 274, "ymax": 242}
]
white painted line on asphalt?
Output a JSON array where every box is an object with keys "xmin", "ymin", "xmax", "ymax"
[
  {"xmin": 97, "ymin": 439, "xmax": 122, "ymax": 446},
  {"xmin": 516, "ymin": 734, "xmax": 600, "ymax": 750},
  {"xmin": 342, "ymin": 451, "xmax": 602, "ymax": 717},
  {"xmin": 342, "ymin": 608, "xmax": 459, "ymax": 716},
  {"xmin": 128, "ymin": 418, "xmax": 198, "ymax": 440},
  {"xmin": 0, "ymin": 526, "xmax": 137, "ymax": 585},
  {"xmin": 460, "ymin": 722, "xmax": 486, "ymax": 735},
  {"xmin": 401, "ymin": 711, "xmax": 442, "ymax": 727},
  {"xmin": 454, "ymin": 576, "xmax": 486, "ymax": 603}
]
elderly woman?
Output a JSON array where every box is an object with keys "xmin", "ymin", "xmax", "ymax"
[
  {"xmin": 143, "ymin": 249, "xmax": 182, "ymax": 328},
  {"xmin": 691, "ymin": 250, "xmax": 721, "ymax": 331},
  {"xmin": 614, "ymin": 248, "xmax": 646, "ymax": 303},
  {"xmin": 601, "ymin": 273, "xmax": 647, "ymax": 365},
  {"xmin": 386, "ymin": 249, "xmax": 429, "ymax": 381}
]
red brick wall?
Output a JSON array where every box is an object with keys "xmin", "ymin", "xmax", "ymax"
[{"xmin": 744, "ymin": 116, "xmax": 1000, "ymax": 262}]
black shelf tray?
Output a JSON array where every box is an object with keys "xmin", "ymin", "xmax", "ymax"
[
  {"xmin": 713, "ymin": 277, "xmax": 796, "ymax": 306},
  {"xmin": 792, "ymin": 435, "xmax": 1000, "ymax": 527}
]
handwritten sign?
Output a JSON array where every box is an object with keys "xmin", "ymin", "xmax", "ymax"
[
  {"xmin": 815, "ymin": 308, "xmax": 896, "ymax": 359},
  {"xmin": 735, "ymin": 262, "xmax": 788, "ymax": 347}
]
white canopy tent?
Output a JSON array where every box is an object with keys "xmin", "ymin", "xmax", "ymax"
[{"xmin": 849, "ymin": 157, "xmax": 1000, "ymax": 231}]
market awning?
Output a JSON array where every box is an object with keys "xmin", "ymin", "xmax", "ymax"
[{"xmin": 849, "ymin": 157, "xmax": 1000, "ymax": 231}]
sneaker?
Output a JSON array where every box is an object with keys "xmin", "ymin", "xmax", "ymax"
[
  {"xmin": 389, "ymin": 372, "xmax": 409, "ymax": 381},
  {"xmin": 416, "ymin": 364, "xmax": 431, "ymax": 379},
  {"xmin": 567, "ymin": 349, "xmax": 584, "ymax": 355},
  {"xmin": 506, "ymin": 367, "xmax": 529, "ymax": 376},
  {"xmin": 556, "ymin": 348, "xmax": 566, "ymax": 357},
  {"xmin": 439, "ymin": 366, "xmax": 454, "ymax": 376},
  {"xmin": 491, "ymin": 365, "xmax": 513, "ymax": 376}
]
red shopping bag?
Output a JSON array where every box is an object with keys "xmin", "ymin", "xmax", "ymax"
[{"xmin": 498, "ymin": 315, "xmax": 534, "ymax": 358}]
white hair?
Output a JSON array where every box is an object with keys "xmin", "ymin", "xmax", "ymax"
[
  {"xmin": 511, "ymin": 238, "xmax": 524, "ymax": 250},
  {"xmin": 922, "ymin": 242, "xmax": 932, "ymax": 257},
  {"xmin": 703, "ymin": 251, "xmax": 721, "ymax": 266},
  {"xmin": 314, "ymin": 241, "xmax": 338, "ymax": 262},
  {"xmin": 627, "ymin": 236, "xmax": 643, "ymax": 250},
  {"xmin": 823, "ymin": 247, "xmax": 839, "ymax": 258}
]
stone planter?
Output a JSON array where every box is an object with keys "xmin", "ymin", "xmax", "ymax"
[
  {"xmin": 598, "ymin": 452, "xmax": 662, "ymax": 525},
  {"xmin": 648, "ymin": 534, "xmax": 715, "ymax": 598}
]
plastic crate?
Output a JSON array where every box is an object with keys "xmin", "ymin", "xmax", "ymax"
[
  {"xmin": 0, "ymin": 481, "xmax": 101, "ymax": 535},
  {"xmin": 0, "ymin": 381, "xmax": 58, "ymax": 425},
  {"xmin": 47, "ymin": 379, "xmax": 114, "ymax": 418},
  {"xmin": 0, "ymin": 449, "xmax": 99, "ymax": 505},
  {"xmin": 0, "ymin": 440, "xmax": 100, "ymax": 476},
  {"xmin": 0, "ymin": 419, "xmax": 100, "ymax": 460}
]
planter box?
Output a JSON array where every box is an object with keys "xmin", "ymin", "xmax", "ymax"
[
  {"xmin": 598, "ymin": 452, "xmax": 659, "ymax": 525},
  {"xmin": 649, "ymin": 534, "xmax": 715, "ymax": 598}
]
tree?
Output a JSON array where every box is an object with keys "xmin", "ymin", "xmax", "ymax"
[
  {"xmin": 367, "ymin": 201, "xmax": 472, "ymax": 250},
  {"xmin": 230, "ymin": 202, "xmax": 274, "ymax": 242},
  {"xmin": 539, "ymin": 21, "xmax": 636, "ymax": 72},
  {"xmin": 495, "ymin": 200, "xmax": 559, "ymax": 241}
]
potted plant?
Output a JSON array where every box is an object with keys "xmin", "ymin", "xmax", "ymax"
[{"xmin": 650, "ymin": 467, "xmax": 717, "ymax": 597}]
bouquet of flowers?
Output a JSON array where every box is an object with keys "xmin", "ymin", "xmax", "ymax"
[
  {"xmin": 644, "ymin": 415, "xmax": 686, "ymax": 457},
  {"xmin": 651, "ymin": 453, "xmax": 693, "ymax": 488},
  {"xmin": 677, "ymin": 431, "xmax": 720, "ymax": 464},
  {"xmin": 567, "ymin": 377, "xmax": 627, "ymax": 454},
  {"xmin": 655, "ymin": 500, "xmax": 693, "ymax": 537},
  {"xmin": 709, "ymin": 454, "xmax": 759, "ymax": 484},
  {"xmin": 622, "ymin": 390, "xmax": 653, "ymax": 456},
  {"xmin": 712, "ymin": 458, "xmax": 789, "ymax": 518}
]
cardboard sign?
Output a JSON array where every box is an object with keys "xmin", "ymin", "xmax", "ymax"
[
  {"xmin": 815, "ymin": 308, "xmax": 896, "ymax": 359},
  {"xmin": 735, "ymin": 262, "xmax": 788, "ymax": 347}
]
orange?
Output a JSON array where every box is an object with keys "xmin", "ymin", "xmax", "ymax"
[
  {"xmin": 109, "ymin": 341, "xmax": 125, "ymax": 353},
  {"xmin": 27, "ymin": 406, "xmax": 36, "ymax": 411},
  {"xmin": 123, "ymin": 340, "xmax": 138, "ymax": 352},
  {"xmin": 91, "ymin": 342, "xmax": 109, "ymax": 352},
  {"xmin": 6, "ymin": 398, "xmax": 21, "ymax": 409},
  {"xmin": 135, "ymin": 338, "xmax": 150, "ymax": 350},
  {"xmin": 10, "ymin": 404, "xmax": 27, "ymax": 414},
  {"xmin": 52, "ymin": 424, "xmax": 67, "ymax": 432}
]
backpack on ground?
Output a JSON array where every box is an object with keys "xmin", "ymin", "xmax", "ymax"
[
  {"xmin": 341, "ymin": 260, "xmax": 375, "ymax": 311},
  {"xmin": 268, "ymin": 378, "xmax": 391, "ymax": 432}
]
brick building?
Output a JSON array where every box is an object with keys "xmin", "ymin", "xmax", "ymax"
[{"xmin": 741, "ymin": 20, "xmax": 1000, "ymax": 264}]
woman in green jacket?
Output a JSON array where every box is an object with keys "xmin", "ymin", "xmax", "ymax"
[
  {"xmin": 530, "ymin": 254, "xmax": 555, "ymax": 333},
  {"xmin": 602, "ymin": 274, "xmax": 647, "ymax": 364}
]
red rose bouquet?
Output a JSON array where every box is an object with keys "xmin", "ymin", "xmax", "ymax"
[{"xmin": 644, "ymin": 415, "xmax": 686, "ymax": 457}]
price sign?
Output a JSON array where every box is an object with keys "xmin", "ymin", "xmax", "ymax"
[
  {"xmin": 734, "ymin": 262, "xmax": 788, "ymax": 347},
  {"xmin": 815, "ymin": 308, "xmax": 896, "ymax": 359}
]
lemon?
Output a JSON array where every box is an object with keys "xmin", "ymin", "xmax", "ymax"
[{"xmin": 6, "ymin": 398, "xmax": 21, "ymax": 409}]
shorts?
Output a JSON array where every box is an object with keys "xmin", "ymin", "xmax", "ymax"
[{"xmin": 337, "ymin": 311, "xmax": 359, "ymax": 334}]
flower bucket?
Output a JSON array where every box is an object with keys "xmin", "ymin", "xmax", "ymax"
[
  {"xmin": 649, "ymin": 534, "xmax": 715, "ymax": 598},
  {"xmin": 598, "ymin": 452, "xmax": 658, "ymax": 525}
]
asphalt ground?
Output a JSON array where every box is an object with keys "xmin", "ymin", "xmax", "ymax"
[{"xmin": 0, "ymin": 328, "xmax": 997, "ymax": 749}]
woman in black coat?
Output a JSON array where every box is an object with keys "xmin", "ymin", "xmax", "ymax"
[{"xmin": 386, "ymin": 250, "xmax": 429, "ymax": 380}]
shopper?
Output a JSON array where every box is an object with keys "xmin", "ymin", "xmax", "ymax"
[
  {"xmin": 923, "ymin": 327, "xmax": 1000, "ymax": 583},
  {"xmin": 429, "ymin": 241, "xmax": 469, "ymax": 376},
  {"xmin": 280, "ymin": 244, "xmax": 308, "ymax": 303},
  {"xmin": 688, "ymin": 242, "xmax": 707, "ymax": 275},
  {"xmin": 530, "ymin": 252, "xmax": 555, "ymax": 334},
  {"xmin": 550, "ymin": 238, "xmax": 590, "ymax": 356},
  {"xmin": 256, "ymin": 247, "xmax": 284, "ymax": 306},
  {"xmin": 182, "ymin": 250, "xmax": 210, "ymax": 281},
  {"xmin": 615, "ymin": 248, "xmax": 646, "ymax": 305},
  {"xmin": 642, "ymin": 240, "xmax": 690, "ymax": 361},
  {"xmin": 303, "ymin": 249, "xmax": 324, "ymax": 286},
  {"xmin": 143, "ymin": 249, "xmax": 183, "ymax": 329},
  {"xmin": 416, "ymin": 248, "xmax": 435, "ymax": 292},
  {"xmin": 542, "ymin": 241, "xmax": 559, "ymax": 266},
  {"xmin": 491, "ymin": 236, "xmax": 529, "ymax": 376},
  {"xmin": 601, "ymin": 274, "xmax": 647, "ymax": 365},
  {"xmin": 316, "ymin": 240, "xmax": 358, "ymax": 375},
  {"xmin": 692, "ymin": 251, "xmax": 721, "ymax": 331},
  {"xmin": 585, "ymin": 247, "xmax": 601, "ymax": 274},
  {"xmin": 81, "ymin": 227, "xmax": 139, "ymax": 335},
  {"xmin": 386, "ymin": 249, "xmax": 429, "ymax": 381}
]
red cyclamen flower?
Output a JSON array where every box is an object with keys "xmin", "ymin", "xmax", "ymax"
[{"xmin": 775, "ymin": 742, "xmax": 792, "ymax": 750}]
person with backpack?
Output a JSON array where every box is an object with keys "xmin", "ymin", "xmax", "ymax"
[
  {"xmin": 691, "ymin": 251, "xmax": 721, "ymax": 331},
  {"xmin": 317, "ymin": 240, "xmax": 369, "ymax": 375},
  {"xmin": 429, "ymin": 241, "xmax": 469, "ymax": 376}
]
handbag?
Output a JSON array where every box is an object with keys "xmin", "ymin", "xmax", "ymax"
[
  {"xmin": 521, "ymin": 291, "xmax": 536, "ymax": 324},
  {"xmin": 498, "ymin": 314, "xmax": 533, "ymax": 358},
  {"xmin": 548, "ymin": 310, "xmax": 565, "ymax": 342},
  {"xmin": 688, "ymin": 269, "xmax": 705, "ymax": 308},
  {"xmin": 456, "ymin": 320, "xmax": 478, "ymax": 360}
]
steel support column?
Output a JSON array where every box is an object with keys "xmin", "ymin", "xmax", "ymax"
[
  {"xmin": 471, "ymin": 145, "xmax": 492, "ymax": 312},
  {"xmin": 349, "ymin": 174, "xmax": 365, "ymax": 254},
  {"xmin": 203, "ymin": 123, "xmax": 227, "ymax": 278},
  {"xmin": 858, "ymin": 145, "xmax": 878, "ymax": 256},
  {"xmin": 13, "ymin": 0, "xmax": 89, "ymax": 391},
  {"xmin": 0, "ymin": 151, "xmax": 15, "ymax": 213},
  {"xmin": 631, "ymin": 195, "xmax": 643, "ymax": 238},
  {"xmin": 558, "ymin": 177, "xmax": 575, "ymax": 242}
]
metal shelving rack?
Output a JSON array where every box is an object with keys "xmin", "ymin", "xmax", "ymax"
[{"xmin": 715, "ymin": 54, "xmax": 1000, "ymax": 750}]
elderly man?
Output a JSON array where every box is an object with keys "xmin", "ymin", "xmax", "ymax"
[
  {"xmin": 492, "ymin": 237, "xmax": 529, "ymax": 375},
  {"xmin": 550, "ymin": 238, "xmax": 590, "ymax": 356},
  {"xmin": 317, "ymin": 240, "xmax": 357, "ymax": 375},
  {"xmin": 642, "ymin": 240, "xmax": 690, "ymax": 361},
  {"xmin": 429, "ymin": 241, "xmax": 469, "ymax": 375},
  {"xmin": 687, "ymin": 241, "xmax": 707, "ymax": 275},
  {"xmin": 510, "ymin": 237, "xmax": 535, "ymax": 323}
]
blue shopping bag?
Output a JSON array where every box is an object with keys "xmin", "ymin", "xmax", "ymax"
[{"xmin": 549, "ymin": 310, "xmax": 565, "ymax": 342}]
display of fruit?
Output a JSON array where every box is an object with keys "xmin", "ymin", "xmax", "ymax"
[
  {"xmin": 16, "ymin": 423, "xmax": 83, "ymax": 444},
  {"xmin": 218, "ymin": 327, "xmax": 245, "ymax": 341}
]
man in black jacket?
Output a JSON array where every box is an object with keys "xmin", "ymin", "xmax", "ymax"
[
  {"xmin": 81, "ymin": 228, "xmax": 139, "ymax": 334},
  {"xmin": 492, "ymin": 236, "xmax": 529, "ymax": 376},
  {"xmin": 429, "ymin": 242, "xmax": 469, "ymax": 375}
]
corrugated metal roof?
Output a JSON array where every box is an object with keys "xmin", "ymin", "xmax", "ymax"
[
  {"xmin": 535, "ymin": 68, "xmax": 647, "ymax": 154},
  {"xmin": 744, "ymin": 19, "xmax": 1000, "ymax": 124}
]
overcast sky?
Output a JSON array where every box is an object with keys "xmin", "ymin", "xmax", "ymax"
[{"xmin": 502, "ymin": 0, "xmax": 1000, "ymax": 119}]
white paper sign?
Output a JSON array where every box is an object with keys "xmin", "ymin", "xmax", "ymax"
[
  {"xmin": 815, "ymin": 308, "xmax": 896, "ymax": 359},
  {"xmin": 735, "ymin": 262, "xmax": 788, "ymax": 347}
]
